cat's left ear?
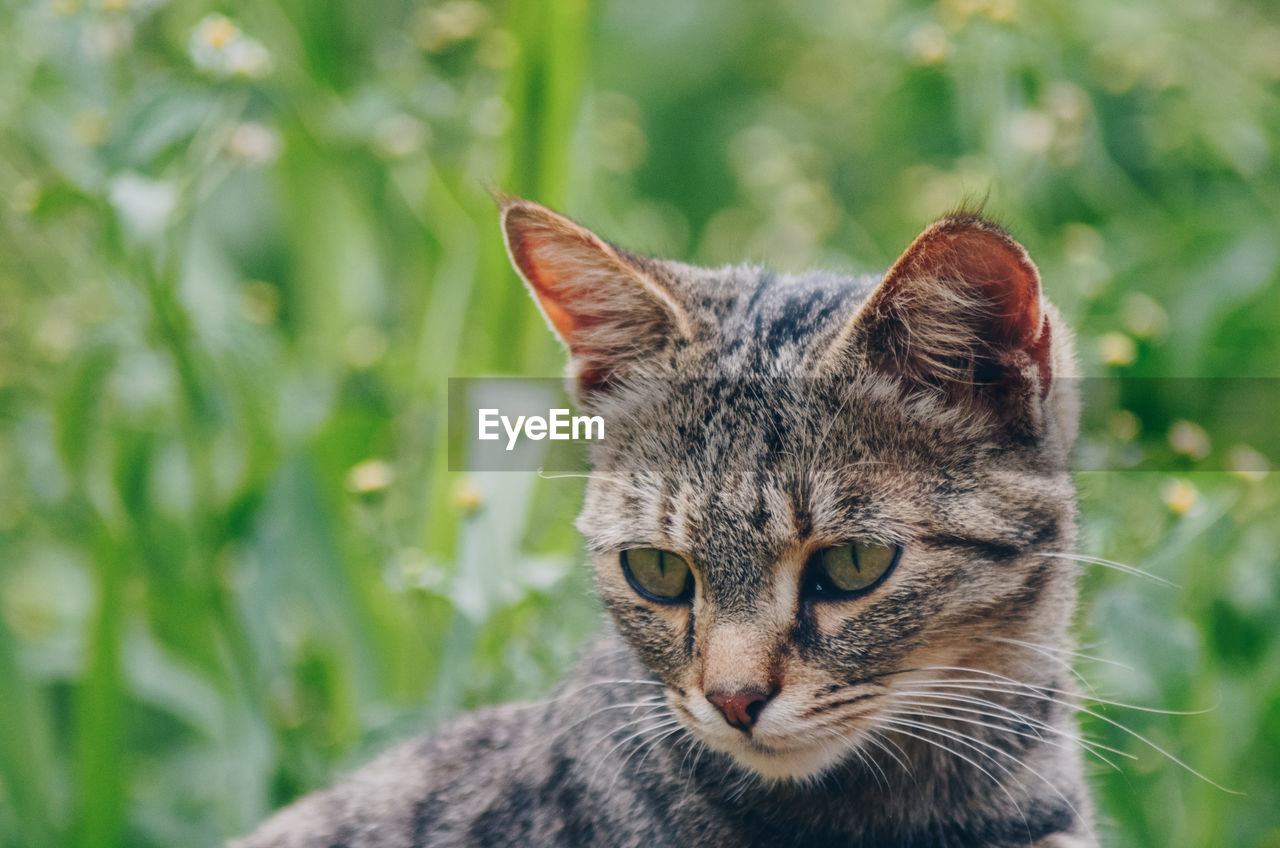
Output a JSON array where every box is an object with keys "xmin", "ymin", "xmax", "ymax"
[
  {"xmin": 832, "ymin": 212, "xmax": 1055, "ymax": 419},
  {"xmin": 500, "ymin": 198, "xmax": 694, "ymax": 397}
]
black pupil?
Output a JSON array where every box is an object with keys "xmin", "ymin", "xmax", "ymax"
[{"xmin": 653, "ymin": 552, "xmax": 682, "ymax": 594}]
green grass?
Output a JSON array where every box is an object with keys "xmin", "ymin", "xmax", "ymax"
[{"xmin": 1, "ymin": 0, "xmax": 1278, "ymax": 845}]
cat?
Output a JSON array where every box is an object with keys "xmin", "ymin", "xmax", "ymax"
[{"xmin": 235, "ymin": 197, "xmax": 1093, "ymax": 847}]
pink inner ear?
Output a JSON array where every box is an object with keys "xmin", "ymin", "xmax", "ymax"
[
  {"xmin": 891, "ymin": 224, "xmax": 1043, "ymax": 350},
  {"xmin": 867, "ymin": 217, "xmax": 1054, "ymax": 398},
  {"xmin": 508, "ymin": 229, "xmax": 582, "ymax": 340},
  {"xmin": 501, "ymin": 199, "xmax": 689, "ymax": 396}
]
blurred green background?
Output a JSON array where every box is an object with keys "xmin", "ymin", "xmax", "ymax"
[{"xmin": 2, "ymin": 0, "xmax": 1279, "ymax": 845}]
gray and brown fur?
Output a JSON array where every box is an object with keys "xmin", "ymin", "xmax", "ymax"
[{"xmin": 236, "ymin": 199, "xmax": 1094, "ymax": 847}]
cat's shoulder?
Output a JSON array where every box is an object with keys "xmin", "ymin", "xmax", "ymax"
[
  {"xmin": 232, "ymin": 633, "xmax": 651, "ymax": 848},
  {"xmin": 230, "ymin": 701, "xmax": 549, "ymax": 847}
]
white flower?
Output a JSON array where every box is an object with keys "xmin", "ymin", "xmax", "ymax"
[
  {"xmin": 189, "ymin": 14, "xmax": 273, "ymax": 79},
  {"xmin": 1010, "ymin": 109, "xmax": 1055, "ymax": 154},
  {"xmin": 227, "ymin": 121, "xmax": 282, "ymax": 165},
  {"xmin": 373, "ymin": 114, "xmax": 428, "ymax": 158},
  {"xmin": 109, "ymin": 173, "xmax": 176, "ymax": 238},
  {"xmin": 225, "ymin": 38, "xmax": 272, "ymax": 77}
]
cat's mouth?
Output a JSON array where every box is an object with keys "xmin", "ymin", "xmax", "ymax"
[
  {"xmin": 676, "ymin": 694, "xmax": 876, "ymax": 781},
  {"xmin": 742, "ymin": 737, "xmax": 815, "ymax": 757}
]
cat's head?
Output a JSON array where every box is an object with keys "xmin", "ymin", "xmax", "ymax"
[{"xmin": 501, "ymin": 198, "xmax": 1080, "ymax": 781}]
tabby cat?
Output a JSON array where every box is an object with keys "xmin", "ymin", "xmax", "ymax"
[{"xmin": 237, "ymin": 198, "xmax": 1093, "ymax": 847}]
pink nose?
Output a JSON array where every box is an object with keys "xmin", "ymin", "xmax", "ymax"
[{"xmin": 706, "ymin": 687, "xmax": 776, "ymax": 731}]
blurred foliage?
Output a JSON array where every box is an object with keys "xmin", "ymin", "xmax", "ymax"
[{"xmin": 0, "ymin": 0, "xmax": 1278, "ymax": 845}]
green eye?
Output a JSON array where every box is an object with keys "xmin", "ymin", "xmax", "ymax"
[
  {"xmin": 621, "ymin": 548, "xmax": 694, "ymax": 603},
  {"xmin": 806, "ymin": 541, "xmax": 900, "ymax": 598}
]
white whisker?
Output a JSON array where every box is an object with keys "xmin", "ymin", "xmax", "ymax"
[
  {"xmin": 979, "ymin": 635, "xmax": 1135, "ymax": 674},
  {"xmin": 862, "ymin": 727, "xmax": 914, "ymax": 779},
  {"xmin": 906, "ymin": 666, "xmax": 1214, "ymax": 715},
  {"xmin": 871, "ymin": 717, "xmax": 1031, "ymax": 841},
  {"xmin": 880, "ymin": 712, "xmax": 1087, "ymax": 836},
  {"xmin": 589, "ymin": 717, "xmax": 683, "ymax": 791},
  {"xmin": 1037, "ymin": 552, "xmax": 1178, "ymax": 588},
  {"xmin": 902, "ymin": 670, "xmax": 1239, "ymax": 793},
  {"xmin": 886, "ymin": 701, "xmax": 1126, "ymax": 773},
  {"xmin": 887, "ymin": 690, "xmax": 1135, "ymax": 764},
  {"xmin": 537, "ymin": 469, "xmax": 654, "ymax": 499}
]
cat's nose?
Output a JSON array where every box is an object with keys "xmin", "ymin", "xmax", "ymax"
[{"xmin": 706, "ymin": 686, "xmax": 776, "ymax": 731}]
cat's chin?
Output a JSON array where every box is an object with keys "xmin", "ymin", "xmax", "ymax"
[{"xmin": 702, "ymin": 735, "xmax": 852, "ymax": 783}]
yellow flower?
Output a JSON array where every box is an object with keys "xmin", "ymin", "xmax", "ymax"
[
  {"xmin": 1168, "ymin": 420, "xmax": 1210, "ymax": 460},
  {"xmin": 1228, "ymin": 445, "xmax": 1269, "ymax": 482},
  {"xmin": 346, "ymin": 460, "xmax": 394, "ymax": 495},
  {"xmin": 1098, "ymin": 332, "xmax": 1136, "ymax": 367},
  {"xmin": 907, "ymin": 25, "xmax": 949, "ymax": 66},
  {"xmin": 452, "ymin": 478, "xmax": 484, "ymax": 514},
  {"xmin": 1161, "ymin": 479, "xmax": 1198, "ymax": 516}
]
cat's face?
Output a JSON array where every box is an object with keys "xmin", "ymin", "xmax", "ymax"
[{"xmin": 502, "ymin": 199, "xmax": 1080, "ymax": 781}]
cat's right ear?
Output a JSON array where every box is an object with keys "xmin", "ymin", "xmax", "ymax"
[{"xmin": 500, "ymin": 198, "xmax": 693, "ymax": 396}]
